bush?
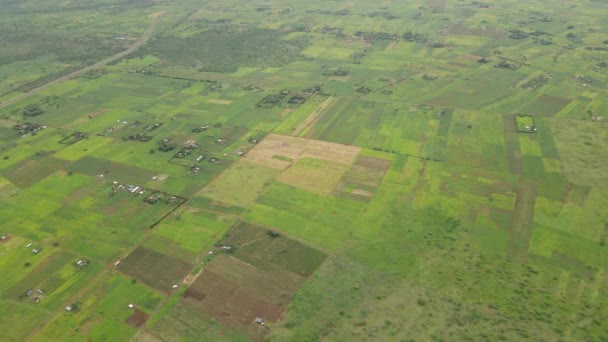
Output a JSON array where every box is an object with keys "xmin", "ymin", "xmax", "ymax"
[{"xmin": 22, "ymin": 104, "xmax": 44, "ymax": 117}]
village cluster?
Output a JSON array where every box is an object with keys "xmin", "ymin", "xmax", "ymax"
[{"xmin": 110, "ymin": 181, "xmax": 184, "ymax": 205}]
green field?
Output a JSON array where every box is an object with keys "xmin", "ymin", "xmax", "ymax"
[{"xmin": 0, "ymin": 0, "xmax": 607, "ymax": 341}]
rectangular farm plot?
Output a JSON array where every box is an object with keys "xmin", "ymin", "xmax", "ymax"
[
  {"xmin": 68, "ymin": 156, "xmax": 156, "ymax": 184},
  {"xmin": 334, "ymin": 155, "xmax": 391, "ymax": 201},
  {"xmin": 197, "ymin": 161, "xmax": 281, "ymax": 208},
  {"xmin": 183, "ymin": 222, "xmax": 327, "ymax": 340},
  {"xmin": 307, "ymin": 98, "xmax": 444, "ymax": 152},
  {"xmin": 439, "ymin": 169, "xmax": 518, "ymax": 201},
  {"xmin": 520, "ymin": 95, "xmax": 571, "ymax": 117},
  {"xmin": 220, "ymin": 222, "xmax": 328, "ymax": 276},
  {"xmin": 184, "ymin": 255, "xmax": 305, "ymax": 341},
  {"xmin": 507, "ymin": 179, "xmax": 537, "ymax": 262},
  {"xmin": 243, "ymin": 133, "xmax": 360, "ymax": 195},
  {"xmin": 118, "ymin": 247, "xmax": 191, "ymax": 292},
  {"xmin": 144, "ymin": 207, "xmax": 237, "ymax": 260},
  {"xmin": 244, "ymin": 133, "xmax": 360, "ymax": 171},
  {"xmin": 2, "ymin": 157, "xmax": 71, "ymax": 189},
  {"xmin": 277, "ymin": 157, "xmax": 348, "ymax": 195},
  {"xmin": 184, "ymin": 256, "xmax": 295, "ymax": 341}
]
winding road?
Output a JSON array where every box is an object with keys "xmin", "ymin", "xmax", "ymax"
[{"xmin": 0, "ymin": 12, "xmax": 165, "ymax": 109}]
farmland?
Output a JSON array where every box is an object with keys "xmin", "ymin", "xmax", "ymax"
[{"xmin": 0, "ymin": 0, "xmax": 607, "ymax": 341}]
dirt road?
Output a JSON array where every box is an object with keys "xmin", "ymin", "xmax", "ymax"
[{"xmin": 0, "ymin": 12, "xmax": 165, "ymax": 109}]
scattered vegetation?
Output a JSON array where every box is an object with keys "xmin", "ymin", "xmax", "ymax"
[{"xmin": 145, "ymin": 28, "xmax": 308, "ymax": 73}]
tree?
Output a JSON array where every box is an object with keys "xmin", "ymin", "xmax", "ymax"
[{"xmin": 22, "ymin": 104, "xmax": 44, "ymax": 117}]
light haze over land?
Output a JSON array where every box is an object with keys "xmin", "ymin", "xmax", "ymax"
[{"xmin": 0, "ymin": 0, "xmax": 607, "ymax": 341}]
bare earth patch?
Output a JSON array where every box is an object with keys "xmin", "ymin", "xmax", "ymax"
[
  {"xmin": 183, "ymin": 254, "xmax": 303, "ymax": 341},
  {"xmin": 182, "ymin": 223, "xmax": 326, "ymax": 341},
  {"xmin": 125, "ymin": 309, "xmax": 150, "ymax": 327},
  {"xmin": 207, "ymin": 98, "xmax": 234, "ymax": 105},
  {"xmin": 244, "ymin": 133, "xmax": 360, "ymax": 171},
  {"xmin": 352, "ymin": 189, "xmax": 374, "ymax": 197},
  {"xmin": 243, "ymin": 133, "xmax": 360, "ymax": 194},
  {"xmin": 277, "ymin": 157, "xmax": 349, "ymax": 194}
]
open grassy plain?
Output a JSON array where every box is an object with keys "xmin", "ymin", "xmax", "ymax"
[{"xmin": 0, "ymin": 0, "xmax": 607, "ymax": 341}]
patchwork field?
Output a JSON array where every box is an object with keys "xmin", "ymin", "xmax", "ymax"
[
  {"xmin": 0, "ymin": 0, "xmax": 607, "ymax": 341},
  {"xmin": 334, "ymin": 155, "xmax": 392, "ymax": 201},
  {"xmin": 240, "ymin": 133, "xmax": 362, "ymax": 195},
  {"xmin": 245, "ymin": 133, "xmax": 361, "ymax": 170},
  {"xmin": 180, "ymin": 222, "xmax": 326, "ymax": 340}
]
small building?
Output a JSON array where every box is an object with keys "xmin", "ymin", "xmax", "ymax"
[
  {"xmin": 76, "ymin": 259, "xmax": 89, "ymax": 268},
  {"xmin": 255, "ymin": 317, "xmax": 265, "ymax": 325},
  {"xmin": 525, "ymin": 125, "xmax": 538, "ymax": 133}
]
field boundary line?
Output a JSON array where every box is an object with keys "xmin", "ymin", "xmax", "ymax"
[
  {"xmin": 507, "ymin": 178, "xmax": 536, "ymax": 262},
  {"xmin": 294, "ymin": 96, "xmax": 335, "ymax": 137}
]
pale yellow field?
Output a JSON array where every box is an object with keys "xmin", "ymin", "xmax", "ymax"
[{"xmin": 244, "ymin": 133, "xmax": 360, "ymax": 171}]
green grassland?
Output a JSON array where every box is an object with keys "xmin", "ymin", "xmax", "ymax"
[
  {"xmin": 0, "ymin": 0, "xmax": 607, "ymax": 341},
  {"xmin": 142, "ymin": 206, "xmax": 237, "ymax": 263},
  {"xmin": 30, "ymin": 271, "xmax": 164, "ymax": 342},
  {"xmin": 197, "ymin": 161, "xmax": 281, "ymax": 208}
]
